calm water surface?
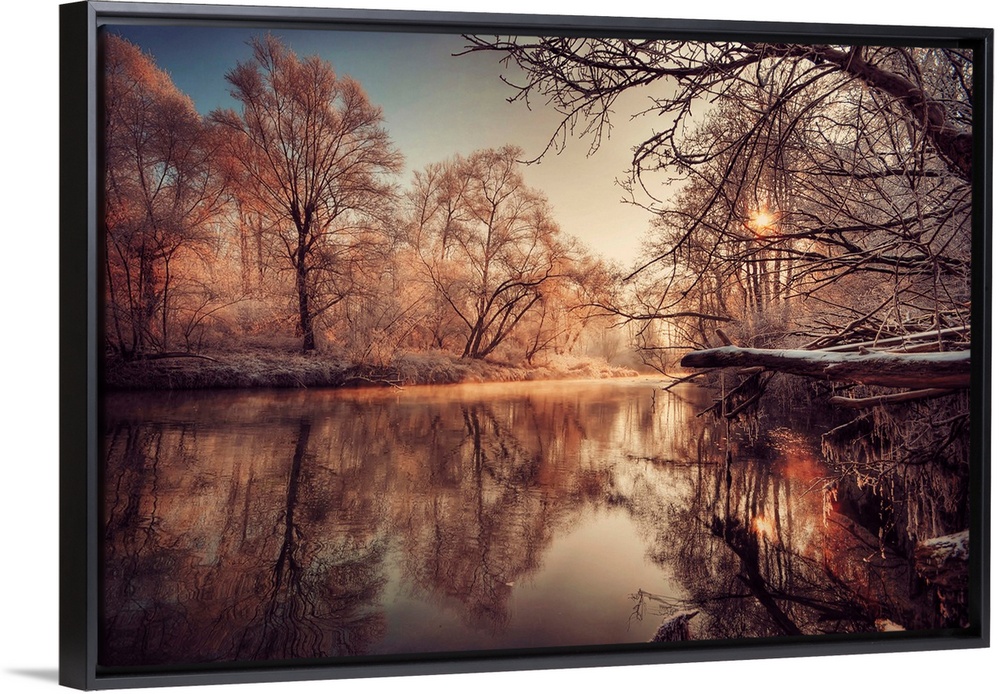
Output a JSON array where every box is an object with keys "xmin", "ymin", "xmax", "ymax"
[{"xmin": 102, "ymin": 377, "xmax": 848, "ymax": 667}]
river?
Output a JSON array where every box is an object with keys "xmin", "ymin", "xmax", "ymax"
[{"xmin": 100, "ymin": 377, "xmax": 904, "ymax": 668}]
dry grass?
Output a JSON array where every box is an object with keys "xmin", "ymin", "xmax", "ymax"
[{"xmin": 104, "ymin": 349, "xmax": 636, "ymax": 391}]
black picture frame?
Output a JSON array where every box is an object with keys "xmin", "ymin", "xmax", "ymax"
[{"xmin": 59, "ymin": 1, "xmax": 992, "ymax": 690}]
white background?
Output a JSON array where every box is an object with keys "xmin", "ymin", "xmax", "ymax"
[{"xmin": 1, "ymin": 1, "xmax": 994, "ymax": 693}]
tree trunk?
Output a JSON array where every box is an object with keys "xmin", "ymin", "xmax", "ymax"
[
  {"xmin": 295, "ymin": 231, "xmax": 315, "ymax": 352},
  {"xmin": 915, "ymin": 531, "xmax": 969, "ymax": 590},
  {"xmin": 161, "ymin": 255, "xmax": 171, "ymax": 351},
  {"xmin": 680, "ymin": 346, "xmax": 970, "ymax": 389}
]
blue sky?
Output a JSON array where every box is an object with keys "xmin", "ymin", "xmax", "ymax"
[{"xmin": 102, "ymin": 23, "xmax": 658, "ymax": 264}]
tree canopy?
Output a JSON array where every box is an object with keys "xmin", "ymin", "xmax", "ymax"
[
  {"xmin": 103, "ymin": 34, "xmax": 228, "ymax": 358},
  {"xmin": 211, "ymin": 35, "xmax": 403, "ymax": 351},
  {"xmin": 407, "ymin": 146, "xmax": 575, "ymax": 359},
  {"xmin": 462, "ymin": 37, "xmax": 973, "ymax": 361}
]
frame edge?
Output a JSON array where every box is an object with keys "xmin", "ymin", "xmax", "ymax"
[
  {"xmin": 65, "ymin": 2, "xmax": 993, "ymax": 689},
  {"xmin": 60, "ymin": 1, "xmax": 98, "ymax": 690}
]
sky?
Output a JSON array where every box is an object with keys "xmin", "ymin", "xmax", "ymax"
[{"xmin": 103, "ymin": 22, "xmax": 664, "ymax": 265}]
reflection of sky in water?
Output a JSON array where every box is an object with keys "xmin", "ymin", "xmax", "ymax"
[
  {"xmin": 378, "ymin": 508, "xmax": 681, "ymax": 655},
  {"xmin": 101, "ymin": 377, "xmax": 838, "ymax": 667}
]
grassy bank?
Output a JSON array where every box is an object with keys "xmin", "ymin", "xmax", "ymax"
[{"xmin": 104, "ymin": 349, "xmax": 637, "ymax": 390}]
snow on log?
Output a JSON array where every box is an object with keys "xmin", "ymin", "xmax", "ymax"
[
  {"xmin": 679, "ymin": 347, "xmax": 970, "ymax": 389},
  {"xmin": 649, "ymin": 610, "xmax": 699, "ymax": 642},
  {"xmin": 915, "ymin": 530, "xmax": 969, "ymax": 590}
]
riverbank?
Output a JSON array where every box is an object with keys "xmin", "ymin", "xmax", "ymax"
[{"xmin": 104, "ymin": 349, "xmax": 638, "ymax": 390}]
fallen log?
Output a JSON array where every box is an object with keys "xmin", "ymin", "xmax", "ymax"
[
  {"xmin": 915, "ymin": 530, "xmax": 970, "ymax": 626},
  {"xmin": 140, "ymin": 351, "xmax": 221, "ymax": 363},
  {"xmin": 680, "ymin": 347, "xmax": 970, "ymax": 389},
  {"xmin": 915, "ymin": 530, "xmax": 969, "ymax": 590}
]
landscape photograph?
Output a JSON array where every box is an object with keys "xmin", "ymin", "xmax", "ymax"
[{"xmin": 98, "ymin": 20, "xmax": 977, "ymax": 670}]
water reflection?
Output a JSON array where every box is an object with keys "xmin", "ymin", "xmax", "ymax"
[
  {"xmin": 103, "ymin": 413, "xmax": 391, "ymax": 666},
  {"xmin": 630, "ymin": 425, "xmax": 941, "ymax": 640},
  {"xmin": 101, "ymin": 378, "xmax": 949, "ymax": 668}
]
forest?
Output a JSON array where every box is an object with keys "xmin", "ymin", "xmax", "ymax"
[
  {"xmin": 103, "ymin": 32, "xmax": 974, "ymax": 387},
  {"xmin": 103, "ymin": 33, "xmax": 630, "ymax": 389},
  {"xmin": 102, "ymin": 29, "xmax": 976, "ymax": 632}
]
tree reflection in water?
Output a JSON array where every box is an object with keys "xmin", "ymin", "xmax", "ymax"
[
  {"xmin": 103, "ymin": 408, "xmax": 390, "ymax": 666},
  {"xmin": 395, "ymin": 404, "xmax": 546, "ymax": 632},
  {"xmin": 628, "ymin": 422, "xmax": 961, "ymax": 640},
  {"xmin": 101, "ymin": 381, "xmax": 968, "ymax": 666}
]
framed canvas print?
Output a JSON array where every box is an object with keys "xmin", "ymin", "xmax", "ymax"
[{"xmin": 59, "ymin": 0, "xmax": 991, "ymax": 690}]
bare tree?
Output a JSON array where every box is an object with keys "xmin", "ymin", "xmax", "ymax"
[
  {"xmin": 103, "ymin": 34, "xmax": 227, "ymax": 359},
  {"xmin": 407, "ymin": 146, "xmax": 572, "ymax": 360},
  {"xmin": 212, "ymin": 35, "xmax": 402, "ymax": 351},
  {"xmin": 461, "ymin": 38, "xmax": 973, "ymax": 369}
]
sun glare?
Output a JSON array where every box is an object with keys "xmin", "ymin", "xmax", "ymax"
[
  {"xmin": 751, "ymin": 515, "xmax": 778, "ymax": 543},
  {"xmin": 749, "ymin": 209, "xmax": 775, "ymax": 234}
]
